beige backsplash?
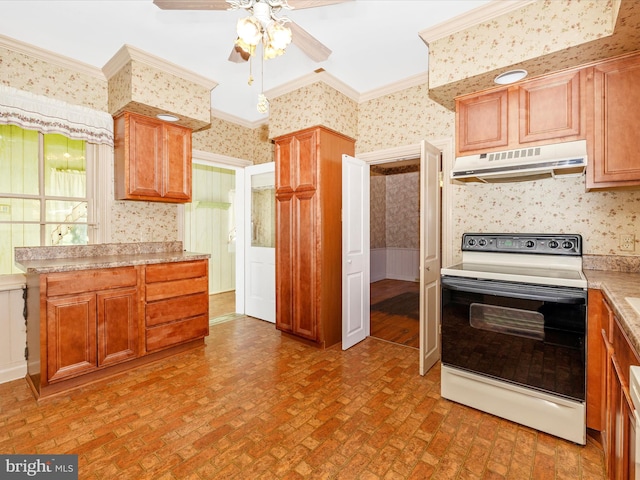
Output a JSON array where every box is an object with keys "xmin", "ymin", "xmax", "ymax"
[{"xmin": 451, "ymin": 174, "xmax": 640, "ymax": 259}]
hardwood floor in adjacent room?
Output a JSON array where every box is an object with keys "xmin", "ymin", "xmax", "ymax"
[
  {"xmin": 0, "ymin": 317, "xmax": 604, "ymax": 479},
  {"xmin": 209, "ymin": 290, "xmax": 236, "ymax": 319},
  {"xmin": 371, "ymin": 279, "xmax": 420, "ymax": 348}
]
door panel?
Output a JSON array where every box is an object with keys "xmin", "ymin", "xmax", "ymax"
[
  {"xmin": 420, "ymin": 140, "xmax": 442, "ymax": 375},
  {"xmin": 245, "ymin": 163, "xmax": 276, "ymax": 323},
  {"xmin": 342, "ymin": 154, "xmax": 370, "ymax": 350}
]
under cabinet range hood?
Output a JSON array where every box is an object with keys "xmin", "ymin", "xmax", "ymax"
[{"xmin": 451, "ymin": 140, "xmax": 588, "ymax": 183}]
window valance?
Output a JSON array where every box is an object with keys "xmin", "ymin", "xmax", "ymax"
[{"xmin": 0, "ymin": 85, "xmax": 113, "ymax": 146}]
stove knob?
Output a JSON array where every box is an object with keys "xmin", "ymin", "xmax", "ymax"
[
  {"xmin": 525, "ymin": 240, "xmax": 535, "ymax": 248},
  {"xmin": 478, "ymin": 239, "xmax": 487, "ymax": 246},
  {"xmin": 549, "ymin": 240, "xmax": 559, "ymax": 249},
  {"xmin": 562, "ymin": 241, "xmax": 573, "ymax": 249},
  {"xmin": 468, "ymin": 239, "xmax": 476, "ymax": 246}
]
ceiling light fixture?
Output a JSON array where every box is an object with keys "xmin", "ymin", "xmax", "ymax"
[
  {"xmin": 494, "ymin": 69, "xmax": 528, "ymax": 85},
  {"xmin": 156, "ymin": 113, "xmax": 180, "ymax": 122},
  {"xmin": 228, "ymin": 0, "xmax": 294, "ymax": 113}
]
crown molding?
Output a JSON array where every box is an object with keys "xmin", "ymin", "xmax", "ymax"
[
  {"xmin": 102, "ymin": 44, "xmax": 218, "ymax": 90},
  {"xmin": 419, "ymin": 0, "xmax": 537, "ymax": 44},
  {"xmin": 264, "ymin": 70, "xmax": 360, "ymax": 102},
  {"xmin": 359, "ymin": 71, "xmax": 430, "ymax": 103},
  {"xmin": 0, "ymin": 34, "xmax": 105, "ymax": 80},
  {"xmin": 211, "ymin": 108, "xmax": 268, "ymax": 129}
]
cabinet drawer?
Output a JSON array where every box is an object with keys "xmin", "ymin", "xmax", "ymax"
[
  {"xmin": 146, "ymin": 315, "xmax": 209, "ymax": 352},
  {"xmin": 46, "ymin": 267, "xmax": 137, "ymax": 297},
  {"xmin": 146, "ymin": 292, "xmax": 208, "ymax": 327},
  {"xmin": 146, "ymin": 260, "xmax": 207, "ymax": 283},
  {"xmin": 146, "ymin": 276, "xmax": 207, "ymax": 302}
]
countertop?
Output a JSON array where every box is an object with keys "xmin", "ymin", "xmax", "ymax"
[
  {"xmin": 14, "ymin": 242, "xmax": 210, "ymax": 274},
  {"xmin": 585, "ymin": 269, "xmax": 640, "ymax": 354}
]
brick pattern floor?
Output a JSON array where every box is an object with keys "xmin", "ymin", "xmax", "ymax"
[{"xmin": 0, "ymin": 317, "xmax": 605, "ymax": 479}]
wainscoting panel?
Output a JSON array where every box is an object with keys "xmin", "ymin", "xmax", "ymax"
[
  {"xmin": 0, "ymin": 277, "xmax": 26, "ymax": 384},
  {"xmin": 370, "ymin": 248, "xmax": 386, "ymax": 283},
  {"xmin": 370, "ymin": 248, "xmax": 420, "ymax": 283}
]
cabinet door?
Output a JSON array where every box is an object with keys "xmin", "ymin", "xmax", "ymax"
[
  {"xmin": 292, "ymin": 190, "xmax": 318, "ymax": 341},
  {"xmin": 591, "ymin": 55, "xmax": 640, "ymax": 186},
  {"xmin": 456, "ymin": 89, "xmax": 508, "ymax": 155},
  {"xmin": 46, "ymin": 293, "xmax": 98, "ymax": 382},
  {"xmin": 127, "ymin": 113, "xmax": 164, "ymax": 198},
  {"xmin": 275, "ymin": 189, "xmax": 294, "ymax": 334},
  {"xmin": 609, "ymin": 355, "xmax": 635, "ymax": 480},
  {"xmin": 519, "ymin": 70, "xmax": 582, "ymax": 144},
  {"xmin": 163, "ymin": 123, "xmax": 191, "ymax": 201},
  {"xmin": 97, "ymin": 287, "xmax": 139, "ymax": 367}
]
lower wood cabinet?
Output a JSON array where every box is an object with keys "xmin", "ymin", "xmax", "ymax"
[
  {"xmin": 26, "ymin": 260, "xmax": 209, "ymax": 399},
  {"xmin": 144, "ymin": 260, "xmax": 209, "ymax": 352},
  {"xmin": 588, "ymin": 289, "xmax": 639, "ymax": 479}
]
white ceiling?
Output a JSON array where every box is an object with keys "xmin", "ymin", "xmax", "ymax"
[{"xmin": 0, "ymin": 0, "xmax": 493, "ymax": 124}]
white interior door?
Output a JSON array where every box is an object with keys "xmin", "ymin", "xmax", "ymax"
[
  {"xmin": 420, "ymin": 140, "xmax": 442, "ymax": 375},
  {"xmin": 342, "ymin": 154, "xmax": 370, "ymax": 349},
  {"xmin": 244, "ymin": 162, "xmax": 276, "ymax": 323}
]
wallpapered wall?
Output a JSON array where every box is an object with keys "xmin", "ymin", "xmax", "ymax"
[{"xmin": 3, "ymin": 18, "xmax": 640, "ymax": 258}]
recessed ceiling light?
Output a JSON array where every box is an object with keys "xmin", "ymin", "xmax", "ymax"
[
  {"xmin": 156, "ymin": 113, "xmax": 180, "ymax": 122},
  {"xmin": 494, "ymin": 69, "xmax": 528, "ymax": 85}
]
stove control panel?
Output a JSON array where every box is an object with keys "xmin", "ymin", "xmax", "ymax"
[{"xmin": 462, "ymin": 233, "xmax": 582, "ymax": 255}]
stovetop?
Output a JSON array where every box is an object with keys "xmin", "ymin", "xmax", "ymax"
[{"xmin": 441, "ymin": 233, "xmax": 587, "ymax": 288}]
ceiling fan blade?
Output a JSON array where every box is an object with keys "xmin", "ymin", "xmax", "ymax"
[
  {"xmin": 288, "ymin": 0, "xmax": 352, "ymax": 9},
  {"xmin": 228, "ymin": 44, "xmax": 250, "ymax": 63},
  {"xmin": 288, "ymin": 21, "xmax": 332, "ymax": 62},
  {"xmin": 153, "ymin": 0, "xmax": 229, "ymax": 10}
]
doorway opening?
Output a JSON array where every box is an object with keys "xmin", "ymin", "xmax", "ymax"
[
  {"xmin": 184, "ymin": 163, "xmax": 238, "ymax": 323},
  {"xmin": 369, "ymin": 158, "xmax": 420, "ymax": 348}
]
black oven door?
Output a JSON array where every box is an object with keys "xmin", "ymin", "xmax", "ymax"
[{"xmin": 441, "ymin": 275, "xmax": 587, "ymax": 402}]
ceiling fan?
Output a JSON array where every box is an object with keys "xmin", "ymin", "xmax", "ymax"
[{"xmin": 152, "ymin": 0, "xmax": 351, "ymax": 63}]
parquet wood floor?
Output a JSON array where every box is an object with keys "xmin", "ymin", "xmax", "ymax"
[{"xmin": 0, "ymin": 317, "xmax": 605, "ymax": 479}]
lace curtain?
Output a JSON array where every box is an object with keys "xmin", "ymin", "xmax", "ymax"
[{"xmin": 0, "ymin": 85, "xmax": 113, "ymax": 146}]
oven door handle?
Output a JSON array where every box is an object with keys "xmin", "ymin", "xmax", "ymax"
[{"xmin": 441, "ymin": 276, "xmax": 586, "ymax": 304}]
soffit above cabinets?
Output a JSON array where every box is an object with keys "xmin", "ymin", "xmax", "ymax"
[{"xmin": 422, "ymin": 0, "xmax": 640, "ymax": 111}]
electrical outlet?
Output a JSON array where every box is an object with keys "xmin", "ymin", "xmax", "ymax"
[{"xmin": 620, "ymin": 234, "xmax": 635, "ymax": 251}]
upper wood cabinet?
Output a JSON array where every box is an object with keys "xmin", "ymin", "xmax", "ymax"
[
  {"xmin": 456, "ymin": 69, "xmax": 585, "ymax": 156},
  {"xmin": 114, "ymin": 111, "xmax": 192, "ymax": 203},
  {"xmin": 274, "ymin": 126, "xmax": 355, "ymax": 348},
  {"xmin": 586, "ymin": 52, "xmax": 640, "ymax": 190}
]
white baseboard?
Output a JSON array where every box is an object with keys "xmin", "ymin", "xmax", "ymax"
[{"xmin": 0, "ymin": 362, "xmax": 26, "ymax": 384}]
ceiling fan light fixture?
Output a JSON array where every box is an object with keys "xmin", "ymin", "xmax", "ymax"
[
  {"xmin": 235, "ymin": 36, "xmax": 257, "ymax": 56},
  {"xmin": 236, "ymin": 16, "xmax": 262, "ymax": 47},
  {"xmin": 266, "ymin": 21, "xmax": 292, "ymax": 51}
]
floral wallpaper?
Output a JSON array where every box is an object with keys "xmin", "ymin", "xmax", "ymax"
[
  {"xmin": 269, "ymin": 81, "xmax": 358, "ymax": 140},
  {"xmin": 370, "ymin": 173, "xmax": 386, "ymax": 249},
  {"xmin": 370, "ymin": 171, "xmax": 420, "ymax": 250},
  {"xmin": 451, "ymin": 175, "xmax": 640, "ymax": 262},
  {"xmin": 107, "ymin": 57, "xmax": 211, "ymax": 130},
  {"xmin": 428, "ymin": 0, "xmax": 614, "ymax": 90},
  {"xmin": 110, "ymin": 200, "xmax": 178, "ymax": 243},
  {"xmin": 356, "ymin": 84, "xmax": 455, "ymax": 153},
  {"xmin": 385, "ymin": 172, "xmax": 420, "ymax": 250},
  {"xmin": 426, "ymin": 0, "xmax": 640, "ymax": 110},
  {"xmin": 2, "ymin": 0, "xmax": 640, "ymax": 261},
  {"xmin": 0, "ymin": 46, "xmax": 108, "ymax": 110},
  {"xmin": 193, "ymin": 117, "xmax": 273, "ymax": 164}
]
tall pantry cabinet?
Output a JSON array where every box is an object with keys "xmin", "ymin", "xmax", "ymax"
[{"xmin": 274, "ymin": 126, "xmax": 355, "ymax": 348}]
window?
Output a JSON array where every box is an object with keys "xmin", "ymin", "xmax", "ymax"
[{"xmin": 0, "ymin": 125, "xmax": 94, "ymax": 274}]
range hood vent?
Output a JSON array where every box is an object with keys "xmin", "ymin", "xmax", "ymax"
[{"xmin": 451, "ymin": 140, "xmax": 587, "ymax": 183}]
